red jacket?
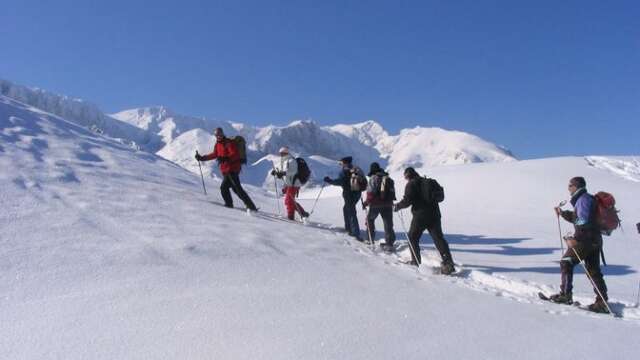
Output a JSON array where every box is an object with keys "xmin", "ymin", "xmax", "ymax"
[{"xmin": 202, "ymin": 138, "xmax": 242, "ymax": 174}]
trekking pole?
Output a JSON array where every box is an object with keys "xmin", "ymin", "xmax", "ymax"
[
  {"xmin": 556, "ymin": 200, "xmax": 567, "ymax": 254},
  {"xmin": 398, "ymin": 210, "xmax": 420, "ymax": 268},
  {"xmin": 568, "ymin": 242, "xmax": 615, "ymax": 316},
  {"xmin": 195, "ymin": 151, "xmax": 207, "ymax": 195},
  {"xmin": 308, "ymin": 182, "xmax": 326, "ymax": 215},
  {"xmin": 364, "ymin": 201, "xmax": 374, "ymax": 248},
  {"xmin": 272, "ymin": 166, "xmax": 282, "ymax": 216}
]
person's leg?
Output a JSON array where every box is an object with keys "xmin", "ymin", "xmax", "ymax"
[
  {"xmin": 426, "ymin": 221, "xmax": 453, "ymax": 264},
  {"xmin": 407, "ymin": 217, "xmax": 426, "ymax": 264},
  {"xmin": 220, "ymin": 174, "xmax": 233, "ymax": 207},
  {"xmin": 380, "ymin": 207, "xmax": 396, "ymax": 246},
  {"xmin": 584, "ymin": 245, "xmax": 608, "ymax": 301},
  {"xmin": 291, "ymin": 187, "xmax": 308, "ymax": 217},
  {"xmin": 345, "ymin": 197, "xmax": 361, "ymax": 238},
  {"xmin": 284, "ymin": 186, "xmax": 296, "ymax": 220},
  {"xmin": 558, "ymin": 247, "xmax": 580, "ymax": 298},
  {"xmin": 228, "ymin": 172, "xmax": 257, "ymax": 210},
  {"xmin": 366, "ymin": 207, "xmax": 379, "ymax": 242}
]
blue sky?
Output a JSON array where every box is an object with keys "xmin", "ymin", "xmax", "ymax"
[{"xmin": 1, "ymin": 0, "xmax": 638, "ymax": 158}]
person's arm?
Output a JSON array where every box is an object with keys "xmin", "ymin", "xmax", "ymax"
[
  {"xmin": 394, "ymin": 180, "xmax": 416, "ymax": 211},
  {"xmin": 325, "ymin": 170, "xmax": 346, "ymax": 186},
  {"xmin": 200, "ymin": 143, "xmax": 220, "ymax": 161}
]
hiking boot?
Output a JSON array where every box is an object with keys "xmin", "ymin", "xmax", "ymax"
[
  {"xmin": 587, "ymin": 298, "xmax": 610, "ymax": 314},
  {"xmin": 440, "ymin": 261, "xmax": 456, "ymax": 275},
  {"xmin": 300, "ymin": 210, "xmax": 310, "ymax": 218},
  {"xmin": 380, "ymin": 243, "xmax": 395, "ymax": 252},
  {"xmin": 549, "ymin": 292, "xmax": 573, "ymax": 305}
]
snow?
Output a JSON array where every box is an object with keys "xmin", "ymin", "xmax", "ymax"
[{"xmin": 2, "ymin": 95, "xmax": 640, "ymax": 359}]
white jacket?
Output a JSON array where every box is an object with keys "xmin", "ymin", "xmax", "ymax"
[{"xmin": 276, "ymin": 154, "xmax": 301, "ymax": 187}]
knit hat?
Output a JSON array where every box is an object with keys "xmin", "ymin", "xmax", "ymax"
[
  {"xmin": 570, "ymin": 176, "xmax": 586, "ymax": 188},
  {"xmin": 278, "ymin": 146, "xmax": 290, "ymax": 154},
  {"xmin": 368, "ymin": 162, "xmax": 382, "ymax": 176},
  {"xmin": 404, "ymin": 167, "xmax": 419, "ymax": 178},
  {"xmin": 339, "ymin": 156, "xmax": 353, "ymax": 165}
]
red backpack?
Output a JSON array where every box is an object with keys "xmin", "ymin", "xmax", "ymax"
[{"xmin": 594, "ymin": 192, "xmax": 621, "ymax": 236}]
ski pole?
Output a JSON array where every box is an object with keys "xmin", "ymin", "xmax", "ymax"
[
  {"xmin": 196, "ymin": 151, "xmax": 207, "ymax": 195},
  {"xmin": 567, "ymin": 242, "xmax": 615, "ymax": 316},
  {"xmin": 398, "ymin": 210, "xmax": 420, "ymax": 267},
  {"xmin": 308, "ymin": 182, "xmax": 326, "ymax": 215},
  {"xmin": 556, "ymin": 200, "xmax": 567, "ymax": 254}
]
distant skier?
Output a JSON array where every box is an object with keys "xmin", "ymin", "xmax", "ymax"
[
  {"xmin": 362, "ymin": 162, "xmax": 396, "ymax": 251},
  {"xmin": 551, "ymin": 176, "xmax": 609, "ymax": 313},
  {"xmin": 324, "ymin": 156, "xmax": 365, "ymax": 241},
  {"xmin": 195, "ymin": 127, "xmax": 257, "ymax": 211},
  {"xmin": 271, "ymin": 146, "xmax": 309, "ymax": 220},
  {"xmin": 394, "ymin": 167, "xmax": 455, "ymax": 274}
]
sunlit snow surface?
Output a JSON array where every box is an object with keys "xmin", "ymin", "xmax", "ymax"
[{"xmin": 1, "ymin": 95, "xmax": 640, "ymax": 359}]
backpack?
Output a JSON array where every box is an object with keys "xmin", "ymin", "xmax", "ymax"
[
  {"xmin": 372, "ymin": 174, "xmax": 396, "ymax": 202},
  {"xmin": 232, "ymin": 136, "xmax": 247, "ymax": 164},
  {"xmin": 420, "ymin": 177, "xmax": 444, "ymax": 203},
  {"xmin": 349, "ymin": 166, "xmax": 368, "ymax": 192},
  {"xmin": 594, "ymin": 191, "xmax": 621, "ymax": 236},
  {"xmin": 294, "ymin": 157, "xmax": 311, "ymax": 185}
]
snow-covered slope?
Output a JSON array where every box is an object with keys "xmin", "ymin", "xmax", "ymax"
[
  {"xmin": 2, "ymin": 95, "xmax": 640, "ymax": 359},
  {"xmin": 0, "ymin": 78, "xmax": 147, "ymax": 147}
]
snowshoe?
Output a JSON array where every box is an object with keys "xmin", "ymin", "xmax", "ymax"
[
  {"xmin": 549, "ymin": 292, "xmax": 573, "ymax": 305},
  {"xmin": 380, "ymin": 243, "xmax": 395, "ymax": 253},
  {"xmin": 587, "ymin": 299, "xmax": 610, "ymax": 314},
  {"xmin": 440, "ymin": 261, "xmax": 456, "ymax": 275}
]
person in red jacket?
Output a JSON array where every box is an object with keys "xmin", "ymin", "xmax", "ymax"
[{"xmin": 195, "ymin": 127, "xmax": 257, "ymax": 211}]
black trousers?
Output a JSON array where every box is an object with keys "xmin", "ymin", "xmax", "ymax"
[
  {"xmin": 407, "ymin": 217, "xmax": 453, "ymax": 265},
  {"xmin": 342, "ymin": 194, "xmax": 360, "ymax": 238},
  {"xmin": 560, "ymin": 242, "xmax": 607, "ymax": 299},
  {"xmin": 366, "ymin": 206, "xmax": 396, "ymax": 245},
  {"xmin": 221, "ymin": 172, "xmax": 257, "ymax": 211}
]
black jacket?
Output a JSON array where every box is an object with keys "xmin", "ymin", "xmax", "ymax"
[{"xmin": 396, "ymin": 177, "xmax": 441, "ymax": 222}]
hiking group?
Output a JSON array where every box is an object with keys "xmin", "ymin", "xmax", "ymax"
[{"xmin": 195, "ymin": 129, "xmax": 621, "ymax": 314}]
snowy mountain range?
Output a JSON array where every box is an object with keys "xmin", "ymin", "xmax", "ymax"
[{"xmin": 1, "ymin": 78, "xmax": 516, "ymax": 187}]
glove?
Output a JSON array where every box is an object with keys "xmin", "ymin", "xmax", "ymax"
[
  {"xmin": 271, "ymin": 170, "xmax": 277, "ymax": 176},
  {"xmin": 393, "ymin": 204, "xmax": 400, "ymax": 212},
  {"xmin": 195, "ymin": 153, "xmax": 204, "ymax": 161},
  {"xmin": 276, "ymin": 171, "xmax": 284, "ymax": 179},
  {"xmin": 323, "ymin": 176, "xmax": 331, "ymax": 183},
  {"xmin": 218, "ymin": 156, "xmax": 229, "ymax": 162}
]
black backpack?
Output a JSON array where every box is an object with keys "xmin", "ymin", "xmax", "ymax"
[
  {"xmin": 295, "ymin": 157, "xmax": 311, "ymax": 185},
  {"xmin": 231, "ymin": 136, "xmax": 247, "ymax": 164},
  {"xmin": 420, "ymin": 177, "xmax": 444, "ymax": 203}
]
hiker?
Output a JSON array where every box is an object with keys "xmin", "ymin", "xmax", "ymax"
[
  {"xmin": 271, "ymin": 146, "xmax": 309, "ymax": 220},
  {"xmin": 195, "ymin": 127, "xmax": 257, "ymax": 211},
  {"xmin": 362, "ymin": 162, "xmax": 396, "ymax": 251},
  {"xmin": 551, "ymin": 176, "xmax": 609, "ymax": 313},
  {"xmin": 324, "ymin": 156, "xmax": 364, "ymax": 241},
  {"xmin": 394, "ymin": 167, "xmax": 455, "ymax": 274}
]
